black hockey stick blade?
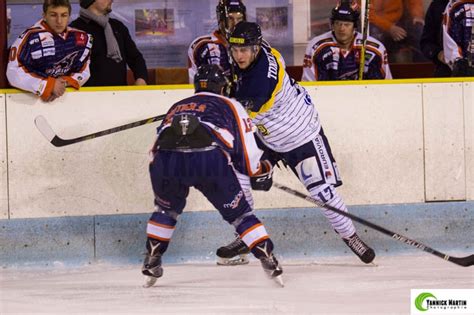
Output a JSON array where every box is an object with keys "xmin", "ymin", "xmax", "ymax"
[
  {"xmin": 34, "ymin": 114, "xmax": 166, "ymax": 147},
  {"xmin": 273, "ymin": 182, "xmax": 473, "ymax": 267}
]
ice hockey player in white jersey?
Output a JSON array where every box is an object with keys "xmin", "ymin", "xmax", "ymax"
[
  {"xmin": 442, "ymin": 0, "xmax": 474, "ymax": 76},
  {"xmin": 187, "ymin": 0, "xmax": 246, "ymax": 83},
  {"xmin": 6, "ymin": 0, "xmax": 91, "ymax": 102},
  {"xmin": 216, "ymin": 21, "xmax": 376, "ymax": 265},
  {"xmin": 302, "ymin": 1, "xmax": 391, "ymax": 81}
]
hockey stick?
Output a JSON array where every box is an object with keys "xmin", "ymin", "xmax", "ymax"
[
  {"xmin": 35, "ymin": 113, "xmax": 166, "ymax": 147},
  {"xmin": 358, "ymin": 0, "xmax": 370, "ymax": 80},
  {"xmin": 273, "ymin": 182, "xmax": 474, "ymax": 267}
]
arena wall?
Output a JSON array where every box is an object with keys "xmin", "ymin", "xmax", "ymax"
[
  {"xmin": 1, "ymin": 80, "xmax": 473, "ymax": 219},
  {"xmin": 0, "ymin": 79, "xmax": 473, "ymax": 266}
]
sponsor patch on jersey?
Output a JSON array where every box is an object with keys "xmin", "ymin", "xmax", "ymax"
[
  {"xmin": 39, "ymin": 32, "xmax": 54, "ymax": 47},
  {"xmin": 256, "ymin": 124, "xmax": 269, "ymax": 136},
  {"xmin": 86, "ymin": 35, "xmax": 93, "ymax": 48},
  {"xmin": 79, "ymin": 48, "xmax": 90, "ymax": 62},
  {"xmin": 31, "ymin": 50, "xmax": 43, "ymax": 59},
  {"xmin": 295, "ymin": 157, "xmax": 322, "ymax": 187},
  {"xmin": 75, "ymin": 32, "xmax": 87, "ymax": 46},
  {"xmin": 29, "ymin": 38, "xmax": 39, "ymax": 45},
  {"xmin": 43, "ymin": 47, "xmax": 56, "ymax": 56}
]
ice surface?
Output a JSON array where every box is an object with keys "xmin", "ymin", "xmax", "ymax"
[{"xmin": 1, "ymin": 254, "xmax": 473, "ymax": 314}]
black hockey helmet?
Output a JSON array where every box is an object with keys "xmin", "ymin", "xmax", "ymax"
[
  {"xmin": 228, "ymin": 22, "xmax": 262, "ymax": 46},
  {"xmin": 216, "ymin": 0, "xmax": 247, "ymax": 36},
  {"xmin": 330, "ymin": 0, "xmax": 360, "ymax": 26},
  {"xmin": 194, "ymin": 64, "xmax": 231, "ymax": 96}
]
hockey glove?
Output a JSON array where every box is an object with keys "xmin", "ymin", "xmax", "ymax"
[
  {"xmin": 251, "ymin": 160, "xmax": 273, "ymax": 191},
  {"xmin": 452, "ymin": 58, "xmax": 474, "ymax": 77}
]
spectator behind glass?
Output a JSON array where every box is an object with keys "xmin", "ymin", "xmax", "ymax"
[
  {"xmin": 70, "ymin": 0, "xmax": 148, "ymax": 86},
  {"xmin": 302, "ymin": 0, "xmax": 392, "ymax": 81},
  {"xmin": 442, "ymin": 0, "xmax": 474, "ymax": 77},
  {"xmin": 367, "ymin": 0, "xmax": 426, "ymax": 63},
  {"xmin": 6, "ymin": 0, "xmax": 91, "ymax": 102},
  {"xmin": 187, "ymin": 0, "xmax": 246, "ymax": 83},
  {"xmin": 420, "ymin": 0, "xmax": 451, "ymax": 77}
]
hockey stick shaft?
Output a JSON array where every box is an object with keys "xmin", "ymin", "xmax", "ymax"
[
  {"xmin": 358, "ymin": 0, "xmax": 370, "ymax": 80},
  {"xmin": 273, "ymin": 182, "xmax": 473, "ymax": 267},
  {"xmin": 35, "ymin": 113, "xmax": 166, "ymax": 147}
]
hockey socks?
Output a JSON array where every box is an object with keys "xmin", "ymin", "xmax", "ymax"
[
  {"xmin": 309, "ymin": 184, "xmax": 356, "ymax": 238},
  {"xmin": 145, "ymin": 211, "xmax": 177, "ymax": 255}
]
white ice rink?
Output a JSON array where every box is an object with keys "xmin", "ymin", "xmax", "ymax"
[{"xmin": 1, "ymin": 254, "xmax": 473, "ymax": 315}]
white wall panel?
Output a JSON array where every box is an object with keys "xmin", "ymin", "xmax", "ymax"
[
  {"xmin": 0, "ymin": 94, "xmax": 8, "ymax": 219},
  {"xmin": 423, "ymin": 83, "xmax": 466, "ymax": 201},
  {"xmin": 465, "ymin": 83, "xmax": 474, "ymax": 201},
  {"xmin": 304, "ymin": 83, "xmax": 425, "ymax": 205},
  {"xmin": 6, "ymin": 89, "xmax": 199, "ymax": 219},
  {"xmin": 5, "ymin": 81, "xmax": 472, "ymax": 219}
]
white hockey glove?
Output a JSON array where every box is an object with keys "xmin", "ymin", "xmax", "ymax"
[{"xmin": 251, "ymin": 160, "xmax": 273, "ymax": 191}]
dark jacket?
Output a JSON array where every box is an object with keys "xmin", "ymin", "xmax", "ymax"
[
  {"xmin": 70, "ymin": 16, "xmax": 148, "ymax": 86},
  {"xmin": 420, "ymin": 0, "xmax": 452, "ymax": 77}
]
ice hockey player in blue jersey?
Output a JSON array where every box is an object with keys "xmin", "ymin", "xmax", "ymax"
[
  {"xmin": 6, "ymin": 0, "xmax": 92, "ymax": 102},
  {"xmin": 187, "ymin": 0, "xmax": 247, "ymax": 83},
  {"xmin": 216, "ymin": 21, "xmax": 376, "ymax": 265},
  {"xmin": 302, "ymin": 1, "xmax": 391, "ymax": 81},
  {"xmin": 443, "ymin": 0, "xmax": 474, "ymax": 76},
  {"xmin": 141, "ymin": 64, "xmax": 283, "ymax": 288}
]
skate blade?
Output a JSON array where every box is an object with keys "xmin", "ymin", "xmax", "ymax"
[
  {"xmin": 273, "ymin": 275, "xmax": 284, "ymax": 287},
  {"xmin": 216, "ymin": 255, "xmax": 249, "ymax": 266},
  {"xmin": 143, "ymin": 276, "xmax": 158, "ymax": 288}
]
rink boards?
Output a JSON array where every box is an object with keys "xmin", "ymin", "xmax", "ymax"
[{"xmin": 0, "ymin": 80, "xmax": 473, "ymax": 220}]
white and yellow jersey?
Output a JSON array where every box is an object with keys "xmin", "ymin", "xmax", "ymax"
[{"xmin": 234, "ymin": 43, "xmax": 320, "ymax": 153}]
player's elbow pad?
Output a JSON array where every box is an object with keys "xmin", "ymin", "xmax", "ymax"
[{"xmin": 251, "ymin": 160, "xmax": 273, "ymax": 191}]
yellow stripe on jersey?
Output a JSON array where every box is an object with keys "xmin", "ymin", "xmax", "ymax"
[{"xmin": 248, "ymin": 48, "xmax": 286, "ymax": 119}]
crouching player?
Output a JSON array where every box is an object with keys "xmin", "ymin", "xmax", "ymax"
[{"xmin": 141, "ymin": 64, "xmax": 283, "ymax": 287}]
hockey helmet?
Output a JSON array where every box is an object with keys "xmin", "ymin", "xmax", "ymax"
[
  {"xmin": 216, "ymin": 0, "xmax": 247, "ymax": 36},
  {"xmin": 194, "ymin": 64, "xmax": 232, "ymax": 96},
  {"xmin": 330, "ymin": 0, "xmax": 360, "ymax": 26},
  {"xmin": 228, "ymin": 22, "xmax": 262, "ymax": 47}
]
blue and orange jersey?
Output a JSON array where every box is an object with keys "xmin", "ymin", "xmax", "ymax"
[
  {"xmin": 6, "ymin": 19, "xmax": 92, "ymax": 100},
  {"xmin": 302, "ymin": 30, "xmax": 392, "ymax": 81},
  {"xmin": 155, "ymin": 92, "xmax": 263, "ymax": 176},
  {"xmin": 443, "ymin": 0, "xmax": 474, "ymax": 67},
  {"xmin": 187, "ymin": 30, "xmax": 233, "ymax": 83}
]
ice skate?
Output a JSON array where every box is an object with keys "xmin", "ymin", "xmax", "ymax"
[
  {"xmin": 259, "ymin": 253, "xmax": 284, "ymax": 287},
  {"xmin": 142, "ymin": 253, "xmax": 163, "ymax": 288},
  {"xmin": 216, "ymin": 236, "xmax": 250, "ymax": 266},
  {"xmin": 343, "ymin": 233, "xmax": 376, "ymax": 264}
]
